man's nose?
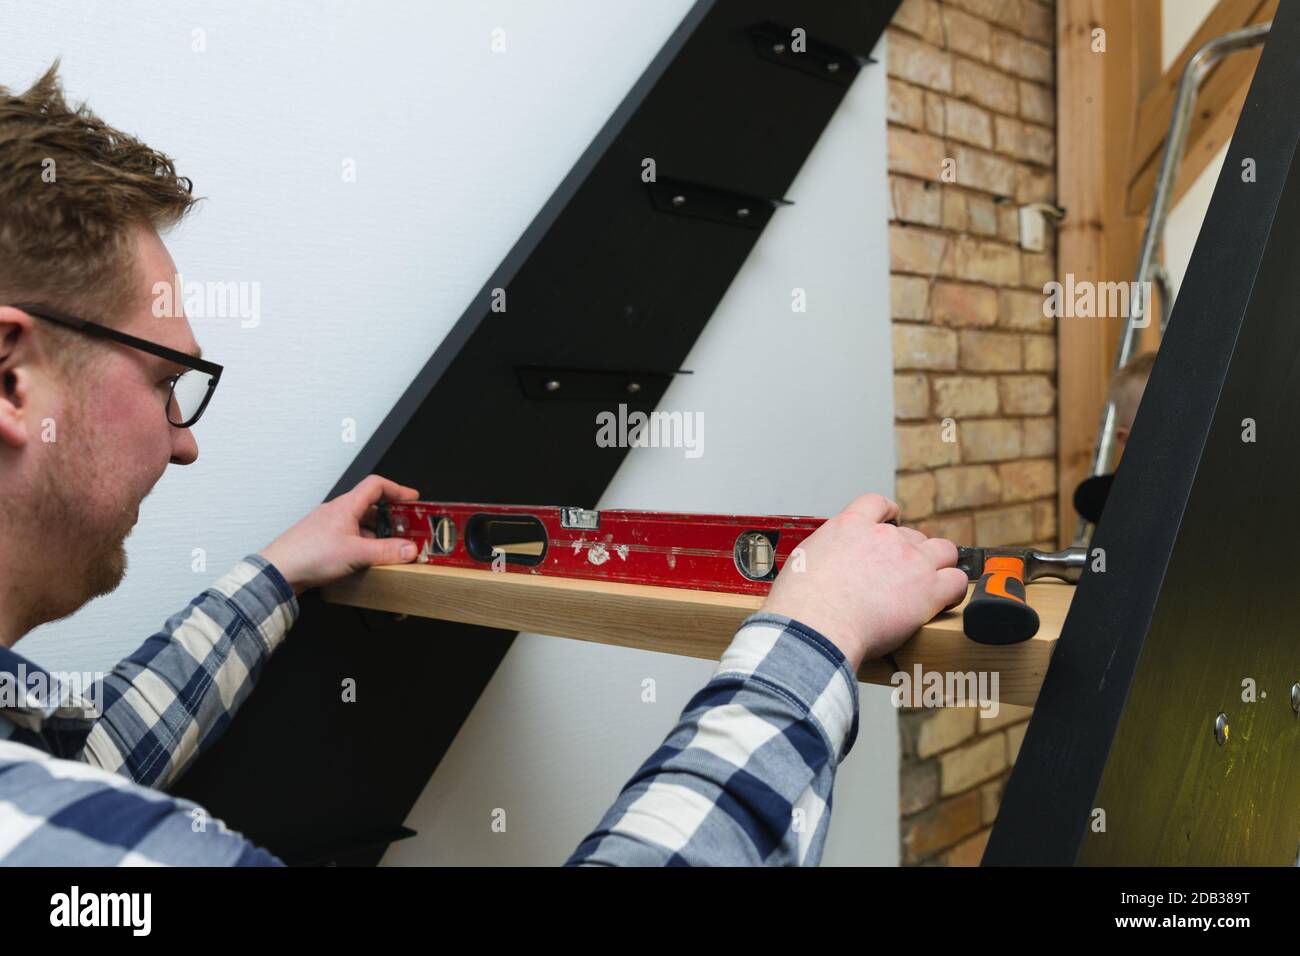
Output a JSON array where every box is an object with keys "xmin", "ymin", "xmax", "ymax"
[{"xmin": 170, "ymin": 425, "xmax": 199, "ymax": 465}]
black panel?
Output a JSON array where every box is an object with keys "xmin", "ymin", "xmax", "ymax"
[
  {"xmin": 985, "ymin": 2, "xmax": 1300, "ymax": 865},
  {"xmin": 173, "ymin": 0, "xmax": 901, "ymax": 865}
]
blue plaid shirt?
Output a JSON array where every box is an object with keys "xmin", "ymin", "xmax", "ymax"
[
  {"xmin": 0, "ymin": 557, "xmax": 859, "ymax": 866},
  {"xmin": 567, "ymin": 613, "xmax": 859, "ymax": 866},
  {"xmin": 0, "ymin": 555, "xmax": 296, "ymax": 865}
]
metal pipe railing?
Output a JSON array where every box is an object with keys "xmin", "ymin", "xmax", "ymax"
[{"xmin": 1074, "ymin": 21, "xmax": 1272, "ymax": 545}]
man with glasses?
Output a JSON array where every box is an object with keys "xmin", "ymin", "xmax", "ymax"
[{"xmin": 0, "ymin": 65, "xmax": 426, "ymax": 864}]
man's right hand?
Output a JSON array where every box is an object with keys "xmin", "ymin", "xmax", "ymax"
[{"xmin": 759, "ymin": 493, "xmax": 968, "ymax": 671}]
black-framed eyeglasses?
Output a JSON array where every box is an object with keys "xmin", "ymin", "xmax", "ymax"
[{"xmin": 12, "ymin": 302, "xmax": 223, "ymax": 428}]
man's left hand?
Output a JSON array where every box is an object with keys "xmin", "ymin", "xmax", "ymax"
[{"xmin": 257, "ymin": 474, "xmax": 421, "ymax": 595}]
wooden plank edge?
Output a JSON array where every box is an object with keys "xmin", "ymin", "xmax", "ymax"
[{"xmin": 322, "ymin": 564, "xmax": 1073, "ymax": 707}]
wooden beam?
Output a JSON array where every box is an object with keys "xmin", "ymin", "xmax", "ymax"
[
  {"xmin": 321, "ymin": 564, "xmax": 1075, "ymax": 707},
  {"xmin": 1056, "ymin": 0, "xmax": 1162, "ymax": 546},
  {"xmin": 1125, "ymin": 0, "xmax": 1275, "ymax": 214}
]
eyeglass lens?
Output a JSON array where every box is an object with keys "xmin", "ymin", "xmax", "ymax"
[{"xmin": 167, "ymin": 370, "xmax": 213, "ymax": 426}]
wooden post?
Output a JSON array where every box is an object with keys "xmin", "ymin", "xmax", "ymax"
[{"xmin": 1055, "ymin": 0, "xmax": 1162, "ymax": 545}]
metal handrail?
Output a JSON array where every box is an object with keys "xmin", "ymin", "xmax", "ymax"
[{"xmin": 1074, "ymin": 21, "xmax": 1272, "ymax": 545}]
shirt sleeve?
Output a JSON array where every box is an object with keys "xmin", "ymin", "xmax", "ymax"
[
  {"xmin": 566, "ymin": 612, "xmax": 860, "ymax": 866},
  {"xmin": 39, "ymin": 554, "xmax": 299, "ymax": 790},
  {"xmin": 0, "ymin": 740, "xmax": 284, "ymax": 866}
]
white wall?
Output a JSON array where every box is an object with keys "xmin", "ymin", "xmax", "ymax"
[{"xmin": 3, "ymin": 1, "xmax": 899, "ymax": 865}]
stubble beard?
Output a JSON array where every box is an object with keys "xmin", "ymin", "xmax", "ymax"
[{"xmin": 31, "ymin": 387, "xmax": 134, "ymax": 623}]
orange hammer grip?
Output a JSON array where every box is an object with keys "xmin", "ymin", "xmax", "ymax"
[{"xmin": 963, "ymin": 555, "xmax": 1041, "ymax": 644}]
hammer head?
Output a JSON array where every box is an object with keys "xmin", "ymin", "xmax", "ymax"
[
  {"xmin": 956, "ymin": 545, "xmax": 1085, "ymax": 585},
  {"xmin": 956, "ymin": 546, "xmax": 994, "ymax": 580}
]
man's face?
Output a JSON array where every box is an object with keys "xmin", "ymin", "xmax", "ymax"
[{"xmin": 29, "ymin": 225, "xmax": 201, "ymax": 607}]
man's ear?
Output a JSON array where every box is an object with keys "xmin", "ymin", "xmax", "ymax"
[
  {"xmin": 0, "ymin": 306, "xmax": 37, "ymax": 450},
  {"xmin": 1114, "ymin": 425, "xmax": 1130, "ymax": 451}
]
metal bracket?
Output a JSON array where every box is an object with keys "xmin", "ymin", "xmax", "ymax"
[
  {"xmin": 515, "ymin": 366, "xmax": 677, "ymax": 402},
  {"xmin": 646, "ymin": 174, "xmax": 792, "ymax": 230},
  {"xmin": 750, "ymin": 20, "xmax": 868, "ymax": 87}
]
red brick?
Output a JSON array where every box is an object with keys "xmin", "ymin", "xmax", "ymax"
[
  {"xmin": 889, "ymin": 127, "xmax": 948, "ymax": 180},
  {"xmin": 888, "ymin": 79, "xmax": 926, "ymax": 128},
  {"xmin": 932, "ymin": 375, "xmax": 1000, "ymax": 417},
  {"xmin": 901, "ymin": 759, "xmax": 941, "ymax": 815},
  {"xmin": 896, "ymin": 470, "xmax": 937, "ymax": 519},
  {"xmin": 953, "ymin": 237, "xmax": 1020, "ymax": 286},
  {"xmin": 895, "ymin": 322, "xmax": 959, "ymax": 370},
  {"xmin": 939, "ymin": 734, "xmax": 1007, "ymax": 794},
  {"xmin": 947, "ymin": 0, "xmax": 1022, "ymax": 32},
  {"xmin": 917, "ymin": 707, "xmax": 978, "ymax": 757},
  {"xmin": 999, "ymin": 288, "xmax": 1053, "ymax": 331},
  {"xmin": 960, "ymin": 418, "xmax": 1022, "ymax": 462},
  {"xmin": 1021, "ymin": 0, "xmax": 1053, "ymax": 43},
  {"xmin": 897, "ymin": 423, "xmax": 962, "ymax": 470},
  {"xmin": 943, "ymin": 98, "xmax": 995, "ymax": 149},
  {"xmin": 1020, "ymin": 252, "xmax": 1055, "ymax": 288},
  {"xmin": 887, "ymin": 29, "xmax": 953, "ymax": 92},
  {"xmin": 894, "ymin": 372, "xmax": 930, "ymax": 419},
  {"xmin": 941, "ymin": 188, "xmax": 969, "ymax": 231},
  {"xmin": 1032, "ymin": 497, "xmax": 1056, "ymax": 540},
  {"xmin": 997, "ymin": 458, "xmax": 1056, "ymax": 501},
  {"xmin": 1021, "ymin": 123, "xmax": 1055, "ymax": 166},
  {"xmin": 992, "ymin": 30, "xmax": 1053, "ymax": 83},
  {"xmin": 931, "ymin": 281, "xmax": 998, "ymax": 328},
  {"xmin": 1022, "ymin": 416, "xmax": 1055, "ymax": 457},
  {"xmin": 997, "ymin": 203, "xmax": 1020, "ymax": 243},
  {"xmin": 916, "ymin": 513, "xmax": 974, "ymax": 544},
  {"xmin": 1016, "ymin": 167, "xmax": 1055, "ymax": 204},
  {"xmin": 935, "ymin": 464, "xmax": 1002, "ymax": 510},
  {"xmin": 973, "ymin": 504, "xmax": 1035, "ymax": 545},
  {"xmin": 892, "ymin": 274, "xmax": 930, "ymax": 320},
  {"xmin": 953, "ymin": 58, "xmax": 1018, "ymax": 115},
  {"xmin": 959, "ymin": 329, "xmax": 1021, "ymax": 371},
  {"xmin": 1023, "ymin": 333, "xmax": 1056, "ymax": 371},
  {"xmin": 892, "ymin": 175, "xmax": 943, "ymax": 226},
  {"xmin": 941, "ymin": 6, "xmax": 992, "ymax": 61},
  {"xmin": 967, "ymin": 194, "xmax": 999, "ymax": 236},
  {"xmin": 902, "ymin": 790, "xmax": 983, "ymax": 862},
  {"xmin": 891, "ymin": 224, "xmax": 953, "ymax": 275},
  {"xmin": 892, "ymin": 0, "xmax": 946, "ymax": 45},
  {"xmin": 1018, "ymin": 80, "xmax": 1054, "ymax": 124},
  {"xmin": 999, "ymin": 374, "xmax": 1055, "ymax": 414},
  {"xmin": 925, "ymin": 91, "xmax": 947, "ymax": 134},
  {"xmin": 951, "ymin": 145, "xmax": 1019, "ymax": 197}
]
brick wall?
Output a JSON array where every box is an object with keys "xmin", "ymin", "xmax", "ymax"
[{"xmin": 885, "ymin": 0, "xmax": 1057, "ymax": 866}]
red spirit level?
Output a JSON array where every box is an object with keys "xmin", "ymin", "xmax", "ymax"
[{"xmin": 374, "ymin": 501, "xmax": 1084, "ymax": 644}]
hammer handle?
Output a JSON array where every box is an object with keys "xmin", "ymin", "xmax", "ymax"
[{"xmin": 963, "ymin": 555, "xmax": 1041, "ymax": 645}]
